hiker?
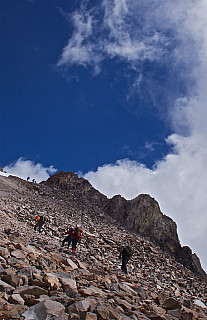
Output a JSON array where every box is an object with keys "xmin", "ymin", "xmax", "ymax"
[
  {"xmin": 62, "ymin": 226, "xmax": 75, "ymax": 249},
  {"xmin": 34, "ymin": 215, "xmax": 46, "ymax": 233},
  {"xmin": 71, "ymin": 225, "xmax": 83, "ymax": 252},
  {"xmin": 119, "ymin": 244, "xmax": 133, "ymax": 274}
]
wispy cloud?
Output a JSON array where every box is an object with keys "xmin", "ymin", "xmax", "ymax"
[
  {"xmin": 144, "ymin": 141, "xmax": 158, "ymax": 152},
  {"xmin": 102, "ymin": 0, "xmax": 168, "ymax": 63},
  {"xmin": 56, "ymin": 0, "xmax": 201, "ymax": 122},
  {"xmin": 57, "ymin": 0, "xmax": 170, "ymax": 74},
  {"xmin": 57, "ymin": 8, "xmax": 102, "ymax": 74},
  {"xmin": 3, "ymin": 158, "xmax": 57, "ymax": 183}
]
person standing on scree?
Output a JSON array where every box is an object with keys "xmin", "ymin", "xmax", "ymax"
[
  {"xmin": 34, "ymin": 215, "xmax": 46, "ymax": 233},
  {"xmin": 119, "ymin": 244, "xmax": 133, "ymax": 274},
  {"xmin": 62, "ymin": 226, "xmax": 75, "ymax": 249},
  {"xmin": 71, "ymin": 224, "xmax": 83, "ymax": 252}
]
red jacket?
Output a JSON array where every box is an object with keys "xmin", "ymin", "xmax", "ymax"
[
  {"xmin": 73, "ymin": 227, "xmax": 82, "ymax": 240},
  {"xmin": 64, "ymin": 227, "xmax": 74, "ymax": 236}
]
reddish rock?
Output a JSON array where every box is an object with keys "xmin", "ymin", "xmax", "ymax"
[
  {"xmin": 0, "ymin": 280, "xmax": 15, "ymax": 293},
  {"xmin": 0, "ymin": 301, "xmax": 28, "ymax": 320},
  {"xmin": 162, "ymin": 297, "xmax": 181, "ymax": 310},
  {"xmin": 85, "ymin": 312, "xmax": 98, "ymax": 320},
  {"xmin": 78, "ymin": 286, "xmax": 105, "ymax": 298},
  {"xmin": 2, "ymin": 269, "xmax": 21, "ymax": 287},
  {"xmin": 23, "ymin": 294, "xmax": 36, "ymax": 306},
  {"xmin": 13, "ymin": 285, "xmax": 48, "ymax": 298},
  {"xmin": 43, "ymin": 273, "xmax": 61, "ymax": 290},
  {"xmin": 11, "ymin": 249, "xmax": 26, "ymax": 259}
]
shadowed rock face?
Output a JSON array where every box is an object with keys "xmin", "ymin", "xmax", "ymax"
[
  {"xmin": 43, "ymin": 171, "xmax": 206, "ymax": 280},
  {"xmin": 107, "ymin": 194, "xmax": 207, "ymax": 280},
  {"xmin": 108, "ymin": 194, "xmax": 181, "ymax": 253}
]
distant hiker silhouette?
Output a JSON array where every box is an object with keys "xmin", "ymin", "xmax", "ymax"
[
  {"xmin": 34, "ymin": 215, "xmax": 46, "ymax": 233},
  {"xmin": 119, "ymin": 244, "xmax": 133, "ymax": 274},
  {"xmin": 62, "ymin": 226, "xmax": 75, "ymax": 249}
]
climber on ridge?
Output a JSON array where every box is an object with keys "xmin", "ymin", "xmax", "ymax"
[{"xmin": 119, "ymin": 244, "xmax": 133, "ymax": 274}]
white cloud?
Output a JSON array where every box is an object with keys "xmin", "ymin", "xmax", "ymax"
[
  {"xmin": 3, "ymin": 158, "xmax": 57, "ymax": 183},
  {"xmin": 84, "ymin": 134, "xmax": 207, "ymax": 272}
]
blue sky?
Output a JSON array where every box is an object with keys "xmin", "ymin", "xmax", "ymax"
[
  {"xmin": 1, "ymin": 0, "xmax": 174, "ymax": 173},
  {"xmin": 1, "ymin": 0, "xmax": 207, "ymax": 272}
]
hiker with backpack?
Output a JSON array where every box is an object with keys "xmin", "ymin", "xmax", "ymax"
[
  {"xmin": 34, "ymin": 215, "xmax": 46, "ymax": 233},
  {"xmin": 62, "ymin": 226, "xmax": 75, "ymax": 249},
  {"xmin": 71, "ymin": 225, "xmax": 83, "ymax": 252},
  {"xmin": 119, "ymin": 244, "xmax": 133, "ymax": 274}
]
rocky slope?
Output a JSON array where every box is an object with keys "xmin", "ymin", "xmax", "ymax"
[
  {"xmin": 42, "ymin": 171, "xmax": 206, "ymax": 280},
  {"xmin": 0, "ymin": 173, "xmax": 207, "ymax": 319}
]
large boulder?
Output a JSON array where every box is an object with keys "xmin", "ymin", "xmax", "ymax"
[
  {"xmin": 23, "ymin": 299, "xmax": 67, "ymax": 320},
  {"xmin": 60, "ymin": 277, "xmax": 80, "ymax": 298}
]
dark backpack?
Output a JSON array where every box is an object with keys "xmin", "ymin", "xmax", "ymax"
[
  {"xmin": 124, "ymin": 246, "xmax": 133, "ymax": 257},
  {"xmin": 40, "ymin": 216, "xmax": 46, "ymax": 224}
]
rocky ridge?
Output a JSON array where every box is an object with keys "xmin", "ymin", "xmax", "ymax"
[
  {"xmin": 43, "ymin": 171, "xmax": 206, "ymax": 280},
  {"xmin": 0, "ymin": 173, "xmax": 206, "ymax": 319}
]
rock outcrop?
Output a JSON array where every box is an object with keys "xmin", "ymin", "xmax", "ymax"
[
  {"xmin": 0, "ymin": 173, "xmax": 207, "ymax": 319},
  {"xmin": 42, "ymin": 171, "xmax": 206, "ymax": 279}
]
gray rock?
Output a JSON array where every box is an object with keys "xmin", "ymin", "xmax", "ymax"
[
  {"xmin": 60, "ymin": 277, "xmax": 80, "ymax": 298},
  {"xmin": 8, "ymin": 293, "xmax": 25, "ymax": 305},
  {"xmin": 23, "ymin": 299, "xmax": 67, "ymax": 320}
]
